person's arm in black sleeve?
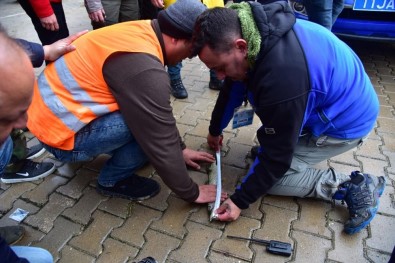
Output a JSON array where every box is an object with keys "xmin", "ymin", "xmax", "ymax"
[
  {"xmin": 104, "ymin": 52, "xmax": 199, "ymax": 202},
  {"xmin": 15, "ymin": 39, "xmax": 45, "ymax": 67},
  {"xmin": 230, "ymin": 94, "xmax": 308, "ymax": 209}
]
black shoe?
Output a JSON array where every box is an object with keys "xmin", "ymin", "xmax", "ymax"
[
  {"xmin": 1, "ymin": 160, "xmax": 55, "ymax": 183},
  {"xmin": 209, "ymin": 78, "xmax": 223, "ymax": 90},
  {"xmin": 170, "ymin": 78, "xmax": 188, "ymax": 99},
  {"xmin": 26, "ymin": 143, "xmax": 46, "ymax": 160},
  {"xmin": 96, "ymin": 175, "xmax": 160, "ymax": 201},
  {"xmin": 0, "ymin": 226, "xmax": 25, "ymax": 245},
  {"xmin": 333, "ymin": 171, "xmax": 385, "ymax": 235},
  {"xmin": 248, "ymin": 145, "xmax": 260, "ymax": 159},
  {"xmin": 135, "ymin": 257, "xmax": 158, "ymax": 263}
]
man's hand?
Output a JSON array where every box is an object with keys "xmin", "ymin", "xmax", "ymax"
[
  {"xmin": 40, "ymin": 14, "xmax": 59, "ymax": 31},
  {"xmin": 183, "ymin": 148, "xmax": 215, "ymax": 170},
  {"xmin": 207, "ymin": 133, "xmax": 223, "ymax": 151},
  {"xmin": 43, "ymin": 30, "xmax": 89, "ymax": 61},
  {"xmin": 194, "ymin": 185, "xmax": 228, "ymax": 203},
  {"xmin": 89, "ymin": 9, "xmax": 106, "ymax": 23},
  {"xmin": 151, "ymin": 0, "xmax": 164, "ymax": 8},
  {"xmin": 216, "ymin": 198, "xmax": 241, "ymax": 221}
]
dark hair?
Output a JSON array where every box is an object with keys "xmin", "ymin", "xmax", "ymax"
[{"xmin": 192, "ymin": 8, "xmax": 242, "ymax": 57}]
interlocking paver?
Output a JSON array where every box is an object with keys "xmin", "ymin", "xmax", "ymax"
[
  {"xmin": 223, "ymin": 142, "xmax": 250, "ymax": 169},
  {"xmin": 366, "ymin": 248, "xmax": 392, "ymax": 263},
  {"xmin": 366, "ymin": 214, "xmax": 395, "ymax": 253},
  {"xmin": 63, "ymin": 187, "xmax": 108, "ymax": 225},
  {"xmin": 142, "ymin": 174, "xmax": 172, "ymax": 211},
  {"xmin": 291, "ymin": 230, "xmax": 331, "ymax": 263},
  {"xmin": 34, "ymin": 216, "xmax": 82, "ymax": 261},
  {"xmin": 358, "ymin": 156, "xmax": 388, "ymax": 177},
  {"xmin": 169, "ymin": 221, "xmax": 222, "ymax": 263},
  {"xmin": 69, "ymin": 210, "xmax": 123, "ymax": 256},
  {"xmin": 59, "ymin": 245, "xmax": 95, "ymax": 263},
  {"xmin": 25, "ymin": 192, "xmax": 74, "ymax": 233},
  {"xmin": 22, "ymin": 174, "xmax": 68, "ymax": 205},
  {"xmin": 0, "ymin": 182, "xmax": 36, "ymax": 212},
  {"xmin": 98, "ymin": 197, "xmax": 131, "ymax": 218},
  {"xmin": 56, "ymin": 162, "xmax": 85, "ymax": 178},
  {"xmin": 134, "ymin": 229, "xmax": 181, "ymax": 262},
  {"xmin": 17, "ymin": 225, "xmax": 46, "ymax": 246},
  {"xmin": 151, "ymin": 195, "xmax": 197, "ymax": 238},
  {"xmin": 57, "ymin": 168, "xmax": 98, "ymax": 199},
  {"xmin": 212, "ymin": 216, "xmax": 261, "ymax": 261},
  {"xmin": 96, "ymin": 238, "xmax": 138, "ymax": 263},
  {"xmin": 111, "ymin": 204, "xmax": 161, "ymax": 247},
  {"xmin": 0, "ymin": 199, "xmax": 39, "ymax": 227},
  {"xmin": 327, "ymin": 221, "xmax": 368, "ymax": 263},
  {"xmin": 293, "ymin": 199, "xmax": 332, "ymax": 238}
]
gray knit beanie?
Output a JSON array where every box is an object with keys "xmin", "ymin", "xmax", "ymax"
[{"xmin": 158, "ymin": 0, "xmax": 207, "ymax": 39}]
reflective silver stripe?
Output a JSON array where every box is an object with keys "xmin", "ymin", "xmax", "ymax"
[{"xmin": 37, "ymin": 57, "xmax": 111, "ymax": 131}]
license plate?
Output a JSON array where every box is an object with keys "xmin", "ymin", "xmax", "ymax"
[{"xmin": 353, "ymin": 0, "xmax": 395, "ymax": 12}]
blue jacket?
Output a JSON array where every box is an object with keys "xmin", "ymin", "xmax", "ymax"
[{"xmin": 209, "ymin": 1, "xmax": 379, "ymax": 209}]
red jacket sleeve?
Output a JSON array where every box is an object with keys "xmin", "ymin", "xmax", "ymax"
[{"xmin": 28, "ymin": 0, "xmax": 60, "ymax": 18}]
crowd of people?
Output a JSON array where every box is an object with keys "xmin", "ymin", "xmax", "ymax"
[{"xmin": 1, "ymin": 0, "xmax": 392, "ymax": 262}]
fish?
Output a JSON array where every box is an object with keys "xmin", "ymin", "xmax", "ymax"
[{"xmin": 208, "ymin": 151, "xmax": 221, "ymax": 221}]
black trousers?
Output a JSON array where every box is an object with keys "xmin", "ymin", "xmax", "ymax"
[{"xmin": 18, "ymin": 0, "xmax": 69, "ymax": 45}]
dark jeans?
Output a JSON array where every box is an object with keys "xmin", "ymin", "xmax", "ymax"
[{"xmin": 17, "ymin": 0, "xmax": 69, "ymax": 45}]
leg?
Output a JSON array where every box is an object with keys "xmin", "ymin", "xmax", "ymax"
[
  {"xmin": 303, "ymin": 0, "xmax": 333, "ymax": 29},
  {"xmin": 265, "ymin": 134, "xmax": 364, "ymax": 200},
  {"xmin": 44, "ymin": 111, "xmax": 147, "ymax": 185},
  {"xmin": 331, "ymin": 0, "xmax": 345, "ymax": 26},
  {"xmin": 11, "ymin": 246, "xmax": 53, "ymax": 263},
  {"xmin": 119, "ymin": 0, "xmax": 140, "ymax": 22},
  {"xmin": 17, "ymin": 0, "xmax": 69, "ymax": 45},
  {"xmin": 0, "ymin": 136, "xmax": 14, "ymax": 175},
  {"xmin": 101, "ymin": 0, "xmax": 122, "ymax": 26},
  {"xmin": 168, "ymin": 62, "xmax": 188, "ymax": 99}
]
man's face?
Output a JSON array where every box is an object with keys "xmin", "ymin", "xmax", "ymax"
[
  {"xmin": 198, "ymin": 42, "xmax": 249, "ymax": 81},
  {"xmin": 167, "ymin": 39, "xmax": 194, "ymax": 66},
  {"xmin": 0, "ymin": 53, "xmax": 34, "ymax": 146}
]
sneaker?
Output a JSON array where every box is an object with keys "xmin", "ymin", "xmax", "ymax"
[
  {"xmin": 26, "ymin": 143, "xmax": 46, "ymax": 160},
  {"xmin": 1, "ymin": 160, "xmax": 56, "ymax": 183},
  {"xmin": 0, "ymin": 226, "xmax": 25, "ymax": 245},
  {"xmin": 333, "ymin": 171, "xmax": 386, "ymax": 235},
  {"xmin": 170, "ymin": 78, "xmax": 188, "ymax": 99},
  {"xmin": 209, "ymin": 78, "xmax": 223, "ymax": 90},
  {"xmin": 96, "ymin": 175, "xmax": 160, "ymax": 201}
]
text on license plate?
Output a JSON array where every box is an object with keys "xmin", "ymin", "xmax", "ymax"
[{"xmin": 353, "ymin": 0, "xmax": 395, "ymax": 11}]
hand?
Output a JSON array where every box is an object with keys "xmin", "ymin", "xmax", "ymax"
[
  {"xmin": 43, "ymin": 30, "xmax": 89, "ymax": 61},
  {"xmin": 194, "ymin": 185, "xmax": 228, "ymax": 203},
  {"xmin": 89, "ymin": 9, "xmax": 105, "ymax": 23},
  {"xmin": 40, "ymin": 14, "xmax": 59, "ymax": 31},
  {"xmin": 151, "ymin": 0, "xmax": 164, "ymax": 8},
  {"xmin": 207, "ymin": 133, "xmax": 223, "ymax": 151},
  {"xmin": 183, "ymin": 148, "xmax": 215, "ymax": 170},
  {"xmin": 216, "ymin": 198, "xmax": 241, "ymax": 221}
]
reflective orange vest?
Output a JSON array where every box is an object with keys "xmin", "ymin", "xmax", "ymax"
[{"xmin": 27, "ymin": 20, "xmax": 164, "ymax": 150}]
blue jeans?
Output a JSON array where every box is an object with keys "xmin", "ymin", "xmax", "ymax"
[
  {"xmin": 0, "ymin": 136, "xmax": 13, "ymax": 176},
  {"xmin": 12, "ymin": 246, "xmax": 53, "ymax": 263},
  {"xmin": 43, "ymin": 111, "xmax": 148, "ymax": 187},
  {"xmin": 168, "ymin": 62, "xmax": 182, "ymax": 81},
  {"xmin": 304, "ymin": 0, "xmax": 345, "ymax": 30}
]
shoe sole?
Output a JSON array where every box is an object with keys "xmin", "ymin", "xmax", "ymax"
[
  {"xmin": 9, "ymin": 231, "xmax": 25, "ymax": 246},
  {"xmin": 0, "ymin": 164, "xmax": 56, "ymax": 184},
  {"xmin": 26, "ymin": 147, "xmax": 46, "ymax": 160},
  {"xmin": 344, "ymin": 176, "xmax": 386, "ymax": 235},
  {"xmin": 96, "ymin": 185, "xmax": 161, "ymax": 201}
]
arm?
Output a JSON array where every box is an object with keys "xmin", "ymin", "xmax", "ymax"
[
  {"xmin": 29, "ymin": 0, "xmax": 59, "ymax": 31},
  {"xmin": 104, "ymin": 53, "xmax": 203, "ymax": 202},
  {"xmin": 16, "ymin": 30, "xmax": 88, "ymax": 67},
  {"xmin": 84, "ymin": 0, "xmax": 105, "ymax": 23}
]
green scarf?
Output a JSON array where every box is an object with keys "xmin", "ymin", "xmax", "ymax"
[{"xmin": 229, "ymin": 2, "xmax": 261, "ymax": 67}]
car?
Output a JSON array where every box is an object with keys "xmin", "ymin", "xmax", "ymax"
[{"xmin": 288, "ymin": 0, "xmax": 395, "ymax": 42}]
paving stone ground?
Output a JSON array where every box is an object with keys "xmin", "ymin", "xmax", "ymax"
[{"xmin": 1, "ymin": 1, "xmax": 394, "ymax": 262}]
